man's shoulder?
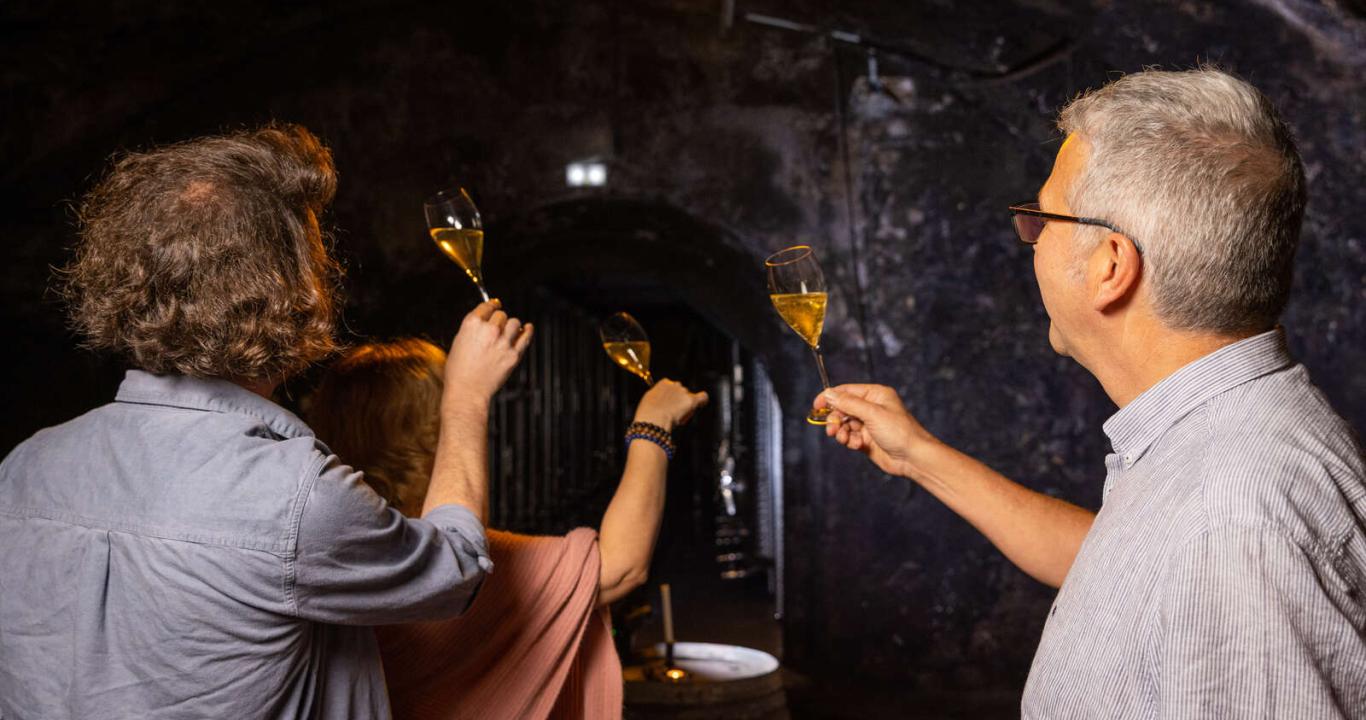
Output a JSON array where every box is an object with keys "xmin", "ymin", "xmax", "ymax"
[
  {"xmin": 1, "ymin": 398, "xmax": 333, "ymax": 547},
  {"xmin": 3, "ymin": 403, "xmax": 122, "ymax": 472},
  {"xmin": 1194, "ymin": 367, "xmax": 1364, "ymax": 545},
  {"xmin": 1202, "ymin": 364, "xmax": 1362, "ymax": 476},
  {"xmin": 6, "ymin": 398, "xmax": 328, "ymax": 472}
]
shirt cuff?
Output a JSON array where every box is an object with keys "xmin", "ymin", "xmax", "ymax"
[{"xmin": 424, "ymin": 503, "xmax": 495, "ymax": 574}]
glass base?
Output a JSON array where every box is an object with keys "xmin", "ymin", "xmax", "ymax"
[{"xmin": 806, "ymin": 406, "xmax": 832, "ymax": 425}]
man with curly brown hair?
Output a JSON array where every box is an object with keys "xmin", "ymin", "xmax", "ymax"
[{"xmin": 0, "ymin": 125, "xmax": 532, "ymax": 719}]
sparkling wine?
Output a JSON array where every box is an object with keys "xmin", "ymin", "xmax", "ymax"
[
  {"xmin": 769, "ymin": 292, "xmax": 827, "ymax": 348},
  {"xmin": 602, "ymin": 340, "xmax": 652, "ymax": 384},
  {"xmin": 429, "ymin": 228, "xmax": 485, "ymax": 286},
  {"xmin": 765, "ymin": 245, "xmax": 833, "ymax": 425}
]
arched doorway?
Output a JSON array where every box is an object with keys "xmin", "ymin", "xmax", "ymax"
[
  {"xmin": 478, "ymin": 197, "xmax": 826, "ymax": 663},
  {"xmin": 486, "ymin": 196, "xmax": 813, "ymax": 400}
]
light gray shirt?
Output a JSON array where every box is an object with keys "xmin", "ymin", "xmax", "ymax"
[
  {"xmin": 0, "ymin": 370, "xmax": 493, "ymax": 720},
  {"xmin": 1022, "ymin": 330, "xmax": 1366, "ymax": 718}
]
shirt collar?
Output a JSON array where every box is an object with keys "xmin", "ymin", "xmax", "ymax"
[
  {"xmin": 114, "ymin": 369, "xmax": 315, "ymax": 440},
  {"xmin": 1101, "ymin": 328, "xmax": 1292, "ymax": 466}
]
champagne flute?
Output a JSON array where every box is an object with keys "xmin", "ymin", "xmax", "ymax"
[
  {"xmin": 765, "ymin": 245, "xmax": 833, "ymax": 425},
  {"xmin": 424, "ymin": 186, "xmax": 490, "ymax": 302},
  {"xmin": 599, "ymin": 312, "xmax": 654, "ymax": 385}
]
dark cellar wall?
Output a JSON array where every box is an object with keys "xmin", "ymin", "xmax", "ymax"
[{"xmin": 2, "ymin": 0, "xmax": 1363, "ymax": 700}]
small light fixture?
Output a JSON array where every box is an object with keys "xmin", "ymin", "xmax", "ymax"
[
  {"xmin": 586, "ymin": 163, "xmax": 607, "ymax": 186},
  {"xmin": 566, "ymin": 159, "xmax": 608, "ymax": 187}
]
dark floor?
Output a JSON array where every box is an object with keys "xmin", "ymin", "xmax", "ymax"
[
  {"xmin": 624, "ymin": 568, "xmax": 1020, "ymax": 719},
  {"xmin": 784, "ymin": 674, "xmax": 1019, "ymax": 720}
]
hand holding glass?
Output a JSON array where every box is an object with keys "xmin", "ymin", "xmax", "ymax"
[
  {"xmin": 765, "ymin": 245, "xmax": 833, "ymax": 425},
  {"xmin": 599, "ymin": 312, "xmax": 653, "ymax": 385},
  {"xmin": 424, "ymin": 186, "xmax": 489, "ymax": 302}
]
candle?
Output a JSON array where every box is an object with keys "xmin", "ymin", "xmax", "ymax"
[{"xmin": 660, "ymin": 583, "xmax": 675, "ymax": 645}]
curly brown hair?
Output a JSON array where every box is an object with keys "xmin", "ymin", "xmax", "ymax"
[
  {"xmin": 61, "ymin": 123, "xmax": 343, "ymax": 380},
  {"xmin": 304, "ymin": 339, "xmax": 447, "ymax": 517}
]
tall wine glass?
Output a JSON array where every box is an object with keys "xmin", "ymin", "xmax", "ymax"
[
  {"xmin": 765, "ymin": 245, "xmax": 832, "ymax": 425},
  {"xmin": 424, "ymin": 186, "xmax": 490, "ymax": 301},
  {"xmin": 599, "ymin": 312, "xmax": 654, "ymax": 385}
]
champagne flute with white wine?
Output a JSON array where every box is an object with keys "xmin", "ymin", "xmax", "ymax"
[
  {"xmin": 765, "ymin": 245, "xmax": 833, "ymax": 425},
  {"xmin": 599, "ymin": 312, "xmax": 653, "ymax": 385},
  {"xmin": 424, "ymin": 186, "xmax": 490, "ymax": 301}
]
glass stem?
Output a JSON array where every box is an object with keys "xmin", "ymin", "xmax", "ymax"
[
  {"xmin": 475, "ymin": 283, "xmax": 491, "ymax": 302},
  {"xmin": 811, "ymin": 345, "xmax": 832, "ymax": 390}
]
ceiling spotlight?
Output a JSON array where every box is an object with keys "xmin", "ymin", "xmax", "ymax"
[
  {"xmin": 586, "ymin": 163, "xmax": 607, "ymax": 186},
  {"xmin": 567, "ymin": 164, "xmax": 587, "ymax": 186},
  {"xmin": 566, "ymin": 160, "xmax": 608, "ymax": 187}
]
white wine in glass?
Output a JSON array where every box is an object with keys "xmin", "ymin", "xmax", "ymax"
[
  {"xmin": 765, "ymin": 245, "xmax": 833, "ymax": 425},
  {"xmin": 599, "ymin": 312, "xmax": 654, "ymax": 385},
  {"xmin": 424, "ymin": 186, "xmax": 490, "ymax": 302}
]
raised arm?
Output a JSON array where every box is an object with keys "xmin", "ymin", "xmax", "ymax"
[
  {"xmin": 816, "ymin": 385, "xmax": 1094, "ymax": 588},
  {"xmin": 597, "ymin": 379, "xmax": 709, "ymax": 605},
  {"xmin": 292, "ymin": 301, "xmax": 534, "ymax": 626},
  {"xmin": 422, "ymin": 300, "xmax": 533, "ymax": 522}
]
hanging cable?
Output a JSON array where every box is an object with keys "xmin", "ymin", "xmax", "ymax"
[{"xmin": 832, "ymin": 45, "xmax": 877, "ymax": 381}]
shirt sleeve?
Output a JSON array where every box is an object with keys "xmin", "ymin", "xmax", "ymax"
[
  {"xmin": 1156, "ymin": 526, "xmax": 1351, "ymax": 719},
  {"xmin": 290, "ymin": 453, "xmax": 494, "ymax": 625}
]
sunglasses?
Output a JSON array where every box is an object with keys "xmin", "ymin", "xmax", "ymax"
[{"xmin": 1009, "ymin": 203, "xmax": 1143, "ymax": 255}]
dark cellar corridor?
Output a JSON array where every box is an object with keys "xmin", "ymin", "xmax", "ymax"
[{"xmin": 1, "ymin": 1, "xmax": 1363, "ymax": 717}]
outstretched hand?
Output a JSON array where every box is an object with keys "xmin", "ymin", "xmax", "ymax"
[
  {"xmin": 634, "ymin": 379, "xmax": 709, "ymax": 431},
  {"xmin": 814, "ymin": 384, "xmax": 936, "ymax": 479},
  {"xmin": 444, "ymin": 299, "xmax": 534, "ymax": 410}
]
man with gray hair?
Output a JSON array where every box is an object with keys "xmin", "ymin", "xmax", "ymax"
[{"xmin": 815, "ymin": 67, "xmax": 1365, "ymax": 717}]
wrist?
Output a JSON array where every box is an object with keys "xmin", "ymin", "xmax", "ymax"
[
  {"xmin": 625, "ymin": 421, "xmax": 675, "ymax": 460},
  {"xmin": 442, "ymin": 394, "xmax": 491, "ymax": 424},
  {"xmin": 632, "ymin": 409, "xmax": 675, "ymax": 432},
  {"xmin": 901, "ymin": 435, "xmax": 951, "ymax": 486}
]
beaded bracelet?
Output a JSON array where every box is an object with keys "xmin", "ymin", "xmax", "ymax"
[{"xmin": 625, "ymin": 421, "xmax": 676, "ymax": 460}]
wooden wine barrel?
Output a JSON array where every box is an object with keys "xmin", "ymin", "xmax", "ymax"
[{"xmin": 623, "ymin": 642, "xmax": 788, "ymax": 720}]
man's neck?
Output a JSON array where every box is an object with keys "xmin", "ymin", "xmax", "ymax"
[
  {"xmin": 1083, "ymin": 324, "xmax": 1257, "ymax": 409},
  {"xmin": 233, "ymin": 378, "xmax": 279, "ymax": 400}
]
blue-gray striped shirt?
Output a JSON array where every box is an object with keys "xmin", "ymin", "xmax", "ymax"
[
  {"xmin": 1022, "ymin": 329, "xmax": 1366, "ymax": 719},
  {"xmin": 0, "ymin": 371, "xmax": 493, "ymax": 719}
]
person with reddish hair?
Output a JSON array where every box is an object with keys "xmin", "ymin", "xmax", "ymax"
[
  {"xmin": 306, "ymin": 338, "xmax": 708, "ymax": 720},
  {"xmin": 0, "ymin": 125, "xmax": 530, "ymax": 719}
]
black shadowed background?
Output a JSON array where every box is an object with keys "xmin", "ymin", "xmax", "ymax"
[{"xmin": 2, "ymin": 1, "xmax": 1363, "ymax": 717}]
